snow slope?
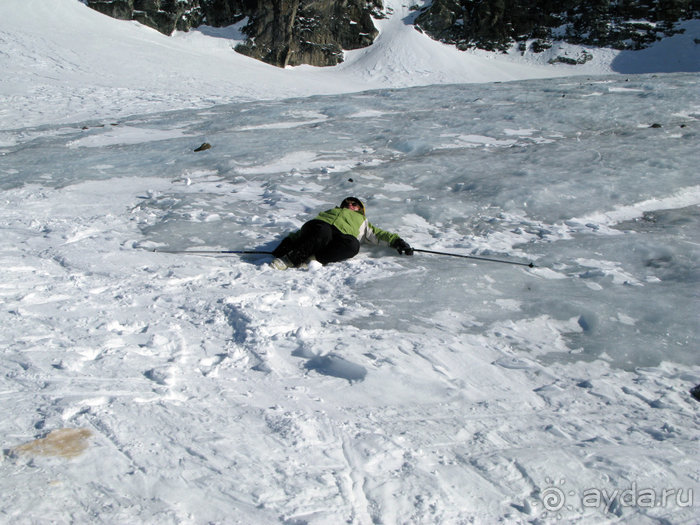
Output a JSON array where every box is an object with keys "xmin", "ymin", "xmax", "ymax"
[
  {"xmin": 1, "ymin": 1, "xmax": 699, "ymax": 524},
  {"xmin": 2, "ymin": 0, "xmax": 697, "ymax": 129}
]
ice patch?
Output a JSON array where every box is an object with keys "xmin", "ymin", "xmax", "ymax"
[
  {"xmin": 573, "ymin": 185, "xmax": 700, "ymax": 230},
  {"xmin": 608, "ymin": 86, "xmax": 644, "ymax": 93},
  {"xmin": 237, "ymin": 112, "xmax": 327, "ymax": 131},
  {"xmin": 66, "ymin": 125, "xmax": 191, "ymax": 148},
  {"xmin": 447, "ymin": 134, "xmax": 518, "ymax": 148},
  {"xmin": 235, "ymin": 150, "xmax": 355, "ymax": 175}
]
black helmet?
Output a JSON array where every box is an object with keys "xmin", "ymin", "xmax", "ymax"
[{"xmin": 340, "ymin": 197, "xmax": 365, "ymax": 215}]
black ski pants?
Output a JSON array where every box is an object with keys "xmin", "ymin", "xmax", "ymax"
[{"xmin": 280, "ymin": 219, "xmax": 360, "ymax": 265}]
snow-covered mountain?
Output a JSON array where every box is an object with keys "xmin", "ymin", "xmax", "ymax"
[
  {"xmin": 1, "ymin": 1, "xmax": 698, "ymax": 524},
  {"xmin": 79, "ymin": 0, "xmax": 700, "ymax": 67},
  {"xmin": 3, "ymin": 0, "xmax": 699, "ymax": 129}
]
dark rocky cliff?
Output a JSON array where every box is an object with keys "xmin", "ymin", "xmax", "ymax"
[
  {"xmin": 85, "ymin": 0, "xmax": 382, "ymax": 67},
  {"xmin": 234, "ymin": 0, "xmax": 382, "ymax": 67},
  {"xmin": 414, "ymin": 0, "xmax": 699, "ymax": 54}
]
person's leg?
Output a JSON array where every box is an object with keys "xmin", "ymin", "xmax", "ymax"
[
  {"xmin": 285, "ymin": 220, "xmax": 333, "ymax": 266},
  {"xmin": 272, "ymin": 236, "xmax": 295, "ymax": 258},
  {"xmin": 315, "ymin": 230, "xmax": 360, "ymax": 264}
]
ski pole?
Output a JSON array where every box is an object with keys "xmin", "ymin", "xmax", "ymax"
[
  {"xmin": 413, "ymin": 248, "xmax": 534, "ymax": 268},
  {"xmin": 151, "ymin": 249, "xmax": 274, "ymax": 256}
]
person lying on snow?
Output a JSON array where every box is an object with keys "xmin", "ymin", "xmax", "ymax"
[{"xmin": 270, "ymin": 197, "xmax": 413, "ymax": 270}]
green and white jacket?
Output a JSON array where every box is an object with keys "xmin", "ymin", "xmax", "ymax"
[{"xmin": 290, "ymin": 207, "xmax": 400, "ymax": 246}]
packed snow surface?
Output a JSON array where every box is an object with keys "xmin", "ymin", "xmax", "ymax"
[{"xmin": 1, "ymin": 0, "xmax": 699, "ymax": 524}]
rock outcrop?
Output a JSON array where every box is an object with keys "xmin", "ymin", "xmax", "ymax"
[
  {"xmin": 414, "ymin": 0, "xmax": 699, "ymax": 54},
  {"xmin": 234, "ymin": 0, "xmax": 381, "ymax": 67},
  {"xmin": 85, "ymin": 0, "xmax": 382, "ymax": 67}
]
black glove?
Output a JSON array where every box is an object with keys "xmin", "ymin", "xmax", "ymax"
[{"xmin": 392, "ymin": 238, "xmax": 413, "ymax": 256}]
